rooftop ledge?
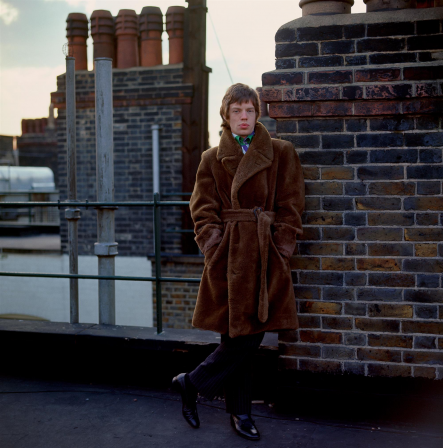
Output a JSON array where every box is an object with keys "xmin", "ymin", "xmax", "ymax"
[
  {"xmin": 277, "ymin": 6, "xmax": 443, "ymax": 35},
  {"xmin": 0, "ymin": 318, "xmax": 278, "ymax": 351},
  {"xmin": 0, "ymin": 318, "xmax": 279, "ymax": 394}
]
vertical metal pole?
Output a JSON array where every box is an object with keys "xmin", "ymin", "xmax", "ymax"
[
  {"xmin": 152, "ymin": 126, "xmax": 163, "ymax": 333},
  {"xmin": 154, "ymin": 192, "xmax": 162, "ymax": 334},
  {"xmin": 94, "ymin": 57, "xmax": 118, "ymax": 325},
  {"xmin": 28, "ymin": 193, "xmax": 32, "ymax": 223},
  {"xmin": 65, "ymin": 56, "xmax": 81, "ymax": 324},
  {"xmin": 152, "ymin": 124, "xmax": 161, "ymax": 196}
]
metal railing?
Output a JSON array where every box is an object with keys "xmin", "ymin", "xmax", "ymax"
[
  {"xmin": 0, "ymin": 191, "xmax": 60, "ymax": 225},
  {"xmin": 0, "ymin": 56, "xmax": 202, "ymax": 334},
  {"xmin": 0, "ymin": 193, "xmax": 201, "ymax": 334}
]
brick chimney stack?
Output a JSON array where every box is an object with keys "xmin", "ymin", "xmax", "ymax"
[{"xmin": 262, "ymin": 6, "xmax": 443, "ymax": 379}]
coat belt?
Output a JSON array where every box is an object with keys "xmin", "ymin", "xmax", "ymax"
[{"xmin": 220, "ymin": 207, "xmax": 276, "ymax": 324}]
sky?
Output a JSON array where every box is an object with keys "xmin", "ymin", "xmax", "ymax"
[{"xmin": 0, "ymin": 0, "xmax": 366, "ymax": 147}]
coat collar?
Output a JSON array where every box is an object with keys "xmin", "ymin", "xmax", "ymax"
[{"xmin": 217, "ymin": 122, "xmax": 274, "ymax": 209}]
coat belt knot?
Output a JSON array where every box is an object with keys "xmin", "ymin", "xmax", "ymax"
[{"xmin": 220, "ymin": 208, "xmax": 276, "ymax": 323}]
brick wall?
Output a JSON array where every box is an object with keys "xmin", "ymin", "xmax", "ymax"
[
  {"xmin": 17, "ymin": 131, "xmax": 58, "ymax": 187},
  {"xmin": 53, "ymin": 65, "xmax": 192, "ymax": 256},
  {"xmin": 263, "ymin": 8, "xmax": 443, "ymax": 379},
  {"xmin": 151, "ymin": 256, "xmax": 203, "ymax": 329},
  {"xmin": 0, "ymin": 135, "xmax": 15, "ymax": 166}
]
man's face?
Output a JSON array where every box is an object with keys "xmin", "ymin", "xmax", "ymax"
[{"xmin": 226, "ymin": 100, "xmax": 256, "ymax": 137}]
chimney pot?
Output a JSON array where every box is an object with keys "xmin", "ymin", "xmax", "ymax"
[
  {"xmin": 21, "ymin": 119, "xmax": 28, "ymax": 135},
  {"xmin": 90, "ymin": 10, "xmax": 115, "ymax": 67},
  {"xmin": 34, "ymin": 119, "xmax": 42, "ymax": 134},
  {"xmin": 166, "ymin": 6, "xmax": 185, "ymax": 64},
  {"xmin": 364, "ymin": 0, "xmax": 417, "ymax": 11},
  {"xmin": 115, "ymin": 9, "xmax": 139, "ymax": 68},
  {"xmin": 27, "ymin": 119, "xmax": 35, "ymax": 134},
  {"xmin": 139, "ymin": 6, "xmax": 163, "ymax": 67},
  {"xmin": 66, "ymin": 12, "xmax": 88, "ymax": 70},
  {"xmin": 299, "ymin": 0, "xmax": 354, "ymax": 16}
]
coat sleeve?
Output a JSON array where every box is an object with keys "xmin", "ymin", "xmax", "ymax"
[
  {"xmin": 189, "ymin": 150, "xmax": 223, "ymax": 255},
  {"xmin": 272, "ymin": 141, "xmax": 305, "ymax": 259}
]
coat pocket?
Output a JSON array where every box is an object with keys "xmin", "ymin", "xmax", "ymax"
[
  {"xmin": 207, "ymin": 225, "xmax": 230, "ymax": 268},
  {"xmin": 269, "ymin": 235, "xmax": 289, "ymax": 265}
]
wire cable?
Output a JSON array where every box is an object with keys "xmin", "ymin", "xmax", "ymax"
[{"xmin": 208, "ymin": 10, "xmax": 234, "ymax": 84}]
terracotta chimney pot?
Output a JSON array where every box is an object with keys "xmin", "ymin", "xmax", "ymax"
[
  {"xmin": 34, "ymin": 119, "xmax": 42, "ymax": 134},
  {"xmin": 41, "ymin": 118, "xmax": 48, "ymax": 134},
  {"xmin": 299, "ymin": 0, "xmax": 354, "ymax": 16},
  {"xmin": 139, "ymin": 6, "xmax": 163, "ymax": 67},
  {"xmin": 91, "ymin": 10, "xmax": 115, "ymax": 67},
  {"xmin": 166, "ymin": 6, "xmax": 185, "ymax": 64},
  {"xmin": 66, "ymin": 12, "xmax": 88, "ymax": 70},
  {"xmin": 364, "ymin": 0, "xmax": 416, "ymax": 11},
  {"xmin": 115, "ymin": 9, "xmax": 139, "ymax": 69},
  {"xmin": 27, "ymin": 120, "xmax": 35, "ymax": 134},
  {"xmin": 21, "ymin": 119, "xmax": 28, "ymax": 136}
]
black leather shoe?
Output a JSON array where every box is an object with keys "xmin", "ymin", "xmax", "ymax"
[
  {"xmin": 230, "ymin": 414, "xmax": 260, "ymax": 440},
  {"xmin": 172, "ymin": 373, "xmax": 200, "ymax": 428}
]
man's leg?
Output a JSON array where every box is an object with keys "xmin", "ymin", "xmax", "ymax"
[
  {"xmin": 223, "ymin": 354, "xmax": 253, "ymax": 415},
  {"xmin": 188, "ymin": 332, "xmax": 265, "ymax": 402}
]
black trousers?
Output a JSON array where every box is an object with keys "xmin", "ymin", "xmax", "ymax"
[{"xmin": 188, "ymin": 332, "xmax": 265, "ymax": 415}]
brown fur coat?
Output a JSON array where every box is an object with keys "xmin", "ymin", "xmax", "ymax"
[{"xmin": 190, "ymin": 122, "xmax": 305, "ymax": 337}]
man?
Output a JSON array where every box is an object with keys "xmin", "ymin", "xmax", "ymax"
[{"xmin": 173, "ymin": 83, "xmax": 304, "ymax": 441}]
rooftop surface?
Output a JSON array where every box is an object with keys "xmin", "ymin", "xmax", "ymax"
[
  {"xmin": 0, "ymin": 233, "xmax": 61, "ymax": 252},
  {"xmin": 1, "ymin": 372, "xmax": 442, "ymax": 448}
]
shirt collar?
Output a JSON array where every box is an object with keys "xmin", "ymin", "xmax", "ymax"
[{"xmin": 232, "ymin": 131, "xmax": 255, "ymax": 145}]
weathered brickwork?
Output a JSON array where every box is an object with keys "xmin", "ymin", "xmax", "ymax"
[
  {"xmin": 151, "ymin": 256, "xmax": 203, "ymax": 329},
  {"xmin": 54, "ymin": 65, "xmax": 191, "ymax": 256},
  {"xmin": 264, "ymin": 9, "xmax": 443, "ymax": 379},
  {"xmin": 17, "ymin": 132, "xmax": 59, "ymax": 187}
]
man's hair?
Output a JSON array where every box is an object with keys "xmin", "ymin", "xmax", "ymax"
[{"xmin": 220, "ymin": 83, "xmax": 260, "ymax": 130}]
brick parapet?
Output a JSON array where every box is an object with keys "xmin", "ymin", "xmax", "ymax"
[
  {"xmin": 265, "ymin": 8, "xmax": 443, "ymax": 380},
  {"xmin": 52, "ymin": 65, "xmax": 192, "ymax": 110},
  {"xmin": 54, "ymin": 65, "xmax": 187, "ymax": 256}
]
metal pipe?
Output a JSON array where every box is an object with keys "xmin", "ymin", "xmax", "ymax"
[
  {"xmin": 94, "ymin": 57, "xmax": 118, "ymax": 325},
  {"xmin": 65, "ymin": 56, "xmax": 81, "ymax": 324},
  {"xmin": 0, "ymin": 271, "xmax": 201, "ymax": 283},
  {"xmin": 154, "ymin": 192, "xmax": 163, "ymax": 334},
  {"xmin": 0, "ymin": 200, "xmax": 190, "ymax": 207},
  {"xmin": 66, "ymin": 57, "xmax": 77, "ymax": 202},
  {"xmin": 152, "ymin": 124, "xmax": 161, "ymax": 195},
  {"xmin": 152, "ymin": 127, "xmax": 162, "ymax": 332}
]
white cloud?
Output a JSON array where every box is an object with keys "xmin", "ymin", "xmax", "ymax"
[
  {"xmin": 0, "ymin": 65, "xmax": 65, "ymax": 136},
  {"xmin": 0, "ymin": 0, "xmax": 19, "ymax": 25}
]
